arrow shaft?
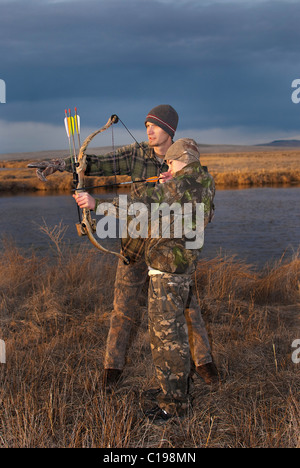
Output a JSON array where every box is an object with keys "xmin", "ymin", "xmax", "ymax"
[{"xmin": 73, "ymin": 176, "xmax": 160, "ymax": 192}]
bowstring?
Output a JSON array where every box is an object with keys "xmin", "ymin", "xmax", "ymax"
[
  {"xmin": 117, "ymin": 116, "xmax": 150, "ymax": 158},
  {"xmin": 111, "ymin": 123, "xmax": 117, "ymax": 191}
]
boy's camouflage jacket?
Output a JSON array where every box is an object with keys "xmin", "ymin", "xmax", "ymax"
[{"xmin": 121, "ymin": 161, "xmax": 215, "ymax": 274}]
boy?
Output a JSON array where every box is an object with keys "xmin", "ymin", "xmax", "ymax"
[{"xmin": 121, "ymin": 138, "xmax": 215, "ymax": 421}]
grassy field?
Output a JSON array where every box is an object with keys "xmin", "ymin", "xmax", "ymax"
[
  {"xmin": 0, "ymin": 147, "xmax": 299, "ymax": 448},
  {"xmin": 0, "ymin": 235, "xmax": 299, "ymax": 448},
  {"xmin": 0, "ymin": 148, "xmax": 300, "ymax": 192}
]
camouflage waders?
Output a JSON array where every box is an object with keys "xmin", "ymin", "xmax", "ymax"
[
  {"xmin": 104, "ymin": 257, "xmax": 148, "ymax": 370},
  {"xmin": 148, "ymin": 272, "xmax": 192, "ymax": 415},
  {"xmin": 104, "ymin": 258, "xmax": 212, "ymax": 371},
  {"xmin": 185, "ymin": 290, "xmax": 212, "ymax": 367}
]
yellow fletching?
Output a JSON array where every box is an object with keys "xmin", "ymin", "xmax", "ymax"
[
  {"xmin": 68, "ymin": 116, "xmax": 74, "ymax": 135},
  {"xmin": 75, "ymin": 115, "xmax": 79, "ymax": 134}
]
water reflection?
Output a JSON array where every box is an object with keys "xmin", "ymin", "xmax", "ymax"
[
  {"xmin": 205, "ymin": 187, "xmax": 299, "ymax": 266},
  {"xmin": 0, "ymin": 187, "xmax": 299, "ymax": 267}
]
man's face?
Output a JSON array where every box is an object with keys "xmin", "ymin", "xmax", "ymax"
[{"xmin": 146, "ymin": 122, "xmax": 171, "ymax": 148}]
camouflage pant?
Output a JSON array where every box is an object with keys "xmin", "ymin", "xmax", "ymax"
[
  {"xmin": 104, "ymin": 257, "xmax": 211, "ymax": 370},
  {"xmin": 148, "ymin": 272, "xmax": 192, "ymax": 415}
]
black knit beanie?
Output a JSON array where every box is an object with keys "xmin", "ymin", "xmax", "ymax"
[{"xmin": 145, "ymin": 104, "xmax": 179, "ymax": 138}]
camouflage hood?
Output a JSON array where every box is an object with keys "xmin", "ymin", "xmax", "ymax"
[{"xmin": 164, "ymin": 138, "xmax": 200, "ymax": 165}]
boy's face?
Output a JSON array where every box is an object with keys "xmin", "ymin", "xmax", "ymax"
[{"xmin": 166, "ymin": 159, "xmax": 187, "ymax": 176}]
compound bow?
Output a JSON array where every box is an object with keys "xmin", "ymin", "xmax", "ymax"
[{"xmin": 74, "ymin": 114, "xmax": 130, "ymax": 264}]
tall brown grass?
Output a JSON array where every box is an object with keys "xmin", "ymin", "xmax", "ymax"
[{"xmin": 0, "ymin": 234, "xmax": 299, "ymax": 448}]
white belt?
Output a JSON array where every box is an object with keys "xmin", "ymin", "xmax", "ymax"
[{"xmin": 148, "ymin": 268, "xmax": 164, "ymax": 276}]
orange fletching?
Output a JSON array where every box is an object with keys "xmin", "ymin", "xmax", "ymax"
[{"xmin": 145, "ymin": 176, "xmax": 159, "ymax": 183}]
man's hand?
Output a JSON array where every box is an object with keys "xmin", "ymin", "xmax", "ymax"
[
  {"xmin": 73, "ymin": 192, "xmax": 96, "ymax": 211},
  {"xmin": 27, "ymin": 159, "xmax": 66, "ymax": 182}
]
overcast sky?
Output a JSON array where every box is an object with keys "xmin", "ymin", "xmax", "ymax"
[{"xmin": 0, "ymin": 0, "xmax": 300, "ymax": 153}]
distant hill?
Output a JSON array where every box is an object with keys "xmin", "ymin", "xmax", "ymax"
[{"xmin": 257, "ymin": 139, "xmax": 300, "ymax": 147}]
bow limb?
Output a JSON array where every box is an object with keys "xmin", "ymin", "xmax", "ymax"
[
  {"xmin": 81, "ymin": 208, "xmax": 130, "ymax": 262},
  {"xmin": 75, "ymin": 115, "xmax": 130, "ymax": 265},
  {"xmin": 76, "ymin": 114, "xmax": 119, "ymax": 190}
]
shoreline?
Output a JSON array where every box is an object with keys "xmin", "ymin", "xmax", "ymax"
[{"xmin": 0, "ymin": 148, "xmax": 300, "ymax": 192}]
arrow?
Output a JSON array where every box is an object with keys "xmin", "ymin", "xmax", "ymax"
[
  {"xmin": 64, "ymin": 109, "xmax": 73, "ymax": 155},
  {"xmin": 68, "ymin": 108, "xmax": 78, "ymax": 165},
  {"xmin": 74, "ymin": 107, "xmax": 81, "ymax": 149},
  {"xmin": 64, "ymin": 109, "xmax": 78, "ymax": 182},
  {"xmin": 64, "ymin": 108, "xmax": 81, "ymax": 221},
  {"xmin": 73, "ymin": 175, "xmax": 160, "ymax": 192}
]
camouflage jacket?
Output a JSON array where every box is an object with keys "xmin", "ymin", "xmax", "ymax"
[
  {"xmin": 65, "ymin": 142, "xmax": 169, "ymax": 198},
  {"xmin": 120, "ymin": 162, "xmax": 215, "ymax": 274}
]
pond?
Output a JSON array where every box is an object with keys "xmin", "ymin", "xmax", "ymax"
[{"xmin": 0, "ymin": 187, "xmax": 299, "ymax": 268}]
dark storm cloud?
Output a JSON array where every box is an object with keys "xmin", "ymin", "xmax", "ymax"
[
  {"xmin": 1, "ymin": 0, "xmax": 300, "ymax": 150},
  {"xmin": 1, "ymin": 0, "xmax": 299, "ymax": 67}
]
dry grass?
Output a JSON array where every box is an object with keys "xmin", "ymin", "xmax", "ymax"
[
  {"xmin": 0, "ymin": 149, "xmax": 300, "ymax": 192},
  {"xmin": 200, "ymin": 150, "xmax": 300, "ymax": 187},
  {"xmin": 0, "ymin": 233, "xmax": 299, "ymax": 448}
]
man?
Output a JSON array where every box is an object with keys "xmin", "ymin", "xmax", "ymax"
[{"xmin": 30, "ymin": 105, "xmax": 218, "ymax": 388}]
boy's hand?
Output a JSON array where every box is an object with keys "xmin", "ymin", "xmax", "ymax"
[{"xmin": 159, "ymin": 171, "xmax": 173, "ymax": 183}]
